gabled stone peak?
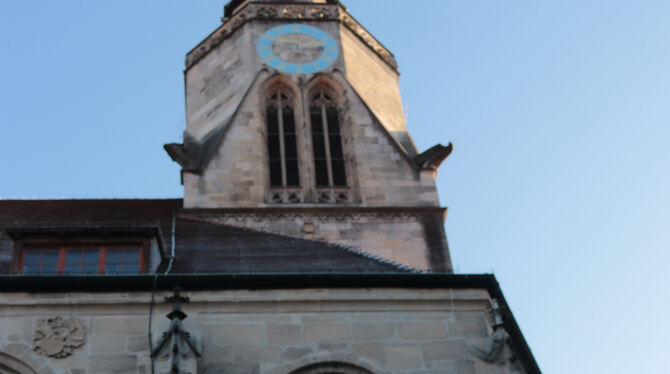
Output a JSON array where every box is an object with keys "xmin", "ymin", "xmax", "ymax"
[
  {"xmin": 186, "ymin": 0, "xmax": 397, "ymax": 72},
  {"xmin": 224, "ymin": 0, "xmax": 338, "ymax": 18}
]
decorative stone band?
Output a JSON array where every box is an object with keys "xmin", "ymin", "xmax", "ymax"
[
  {"xmin": 185, "ymin": 2, "xmax": 398, "ymax": 72},
  {"xmin": 185, "ymin": 206, "xmax": 447, "ymax": 223},
  {"xmin": 268, "ymin": 187, "xmax": 305, "ymax": 203}
]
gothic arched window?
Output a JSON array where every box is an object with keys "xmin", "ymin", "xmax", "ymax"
[
  {"xmin": 310, "ymin": 89, "xmax": 346, "ymax": 188},
  {"xmin": 266, "ymin": 85, "xmax": 300, "ymax": 188}
]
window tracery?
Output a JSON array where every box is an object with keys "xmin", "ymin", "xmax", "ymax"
[
  {"xmin": 263, "ymin": 77, "xmax": 353, "ymax": 204},
  {"xmin": 265, "ymin": 83, "xmax": 303, "ymax": 203},
  {"xmin": 309, "ymin": 85, "xmax": 350, "ymax": 203}
]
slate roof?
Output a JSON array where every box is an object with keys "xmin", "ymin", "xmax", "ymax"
[{"xmin": 0, "ymin": 199, "xmax": 415, "ymax": 274}]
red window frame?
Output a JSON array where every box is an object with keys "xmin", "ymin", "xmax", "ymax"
[{"xmin": 17, "ymin": 240, "xmax": 148, "ymax": 275}]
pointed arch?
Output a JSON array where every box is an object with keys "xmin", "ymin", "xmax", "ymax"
[
  {"xmin": 0, "ymin": 352, "xmax": 38, "ymax": 374},
  {"xmin": 306, "ymin": 76, "xmax": 348, "ymax": 191},
  {"xmin": 262, "ymin": 75, "xmax": 301, "ymax": 192}
]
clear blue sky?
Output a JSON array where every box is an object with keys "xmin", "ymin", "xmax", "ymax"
[{"xmin": 1, "ymin": 1, "xmax": 669, "ymax": 373}]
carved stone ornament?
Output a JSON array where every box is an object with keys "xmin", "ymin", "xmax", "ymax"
[
  {"xmin": 33, "ymin": 316, "xmax": 86, "ymax": 358},
  {"xmin": 185, "ymin": 3, "xmax": 396, "ymax": 73},
  {"xmin": 468, "ymin": 328, "xmax": 510, "ymax": 363}
]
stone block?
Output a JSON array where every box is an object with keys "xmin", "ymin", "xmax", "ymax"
[
  {"xmin": 94, "ymin": 317, "xmax": 146, "ymax": 335},
  {"xmin": 234, "ymin": 345, "xmax": 281, "ymax": 363},
  {"xmin": 353, "ymin": 342, "xmax": 385, "ymax": 364},
  {"xmin": 201, "ymin": 363, "xmax": 259, "ymax": 374},
  {"xmin": 205, "ymin": 325, "xmax": 267, "ymax": 345},
  {"xmin": 88, "ymin": 354, "xmax": 137, "ymax": 373},
  {"xmin": 201, "ymin": 344, "xmax": 233, "ymax": 363},
  {"xmin": 2, "ymin": 343, "xmax": 29, "ymax": 357},
  {"xmin": 422, "ymin": 340, "xmax": 468, "ymax": 360},
  {"xmin": 303, "ymin": 324, "xmax": 349, "ymax": 342},
  {"xmin": 317, "ymin": 342, "xmax": 349, "ymax": 351},
  {"xmin": 283, "ymin": 346, "xmax": 313, "ymax": 360},
  {"xmin": 398, "ymin": 321, "xmax": 447, "ymax": 339},
  {"xmin": 384, "ymin": 344, "xmax": 422, "ymax": 370},
  {"xmin": 448, "ymin": 313, "xmax": 488, "ymax": 338},
  {"xmin": 90, "ymin": 336, "xmax": 124, "ymax": 353},
  {"xmin": 267, "ymin": 324, "xmax": 301, "ymax": 345},
  {"xmin": 126, "ymin": 335, "xmax": 149, "ymax": 352},
  {"xmin": 37, "ymin": 365, "xmax": 56, "ymax": 374},
  {"xmin": 352, "ymin": 323, "xmax": 394, "ymax": 341}
]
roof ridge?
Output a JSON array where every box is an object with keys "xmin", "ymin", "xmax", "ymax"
[{"xmin": 177, "ymin": 213, "xmax": 419, "ymax": 273}]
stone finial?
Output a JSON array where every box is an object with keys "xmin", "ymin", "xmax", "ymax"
[{"xmin": 151, "ymin": 288, "xmax": 201, "ymax": 374}]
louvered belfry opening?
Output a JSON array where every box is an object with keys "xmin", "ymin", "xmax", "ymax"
[
  {"xmin": 266, "ymin": 85, "xmax": 300, "ymax": 188},
  {"xmin": 310, "ymin": 89, "xmax": 346, "ymax": 188}
]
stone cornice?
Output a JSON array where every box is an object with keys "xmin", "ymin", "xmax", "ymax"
[
  {"xmin": 179, "ymin": 206, "xmax": 446, "ymax": 222},
  {"xmin": 185, "ymin": 2, "xmax": 398, "ymax": 72}
]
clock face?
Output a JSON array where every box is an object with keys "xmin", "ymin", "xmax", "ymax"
[{"xmin": 256, "ymin": 24, "xmax": 339, "ymax": 74}]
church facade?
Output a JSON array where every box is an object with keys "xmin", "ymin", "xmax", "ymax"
[{"xmin": 0, "ymin": 1, "xmax": 540, "ymax": 373}]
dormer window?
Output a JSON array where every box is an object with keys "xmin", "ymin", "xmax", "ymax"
[{"xmin": 20, "ymin": 245, "xmax": 145, "ymax": 275}]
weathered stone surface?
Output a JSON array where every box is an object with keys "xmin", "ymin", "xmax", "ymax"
[
  {"xmin": 2, "ymin": 342, "xmax": 29, "ymax": 357},
  {"xmin": 283, "ymin": 346, "xmax": 313, "ymax": 360},
  {"xmin": 303, "ymin": 324, "xmax": 349, "ymax": 342},
  {"xmin": 352, "ymin": 323, "xmax": 394, "ymax": 341},
  {"xmin": 422, "ymin": 340, "xmax": 469, "ymax": 360},
  {"xmin": 234, "ymin": 345, "xmax": 281, "ymax": 363},
  {"xmin": 201, "ymin": 363, "xmax": 259, "ymax": 374},
  {"xmin": 90, "ymin": 336, "xmax": 124, "ymax": 354},
  {"xmin": 448, "ymin": 313, "xmax": 489, "ymax": 338},
  {"xmin": 205, "ymin": 325, "xmax": 267, "ymax": 345},
  {"xmin": 384, "ymin": 344, "xmax": 422, "ymax": 369},
  {"xmin": 36, "ymin": 364, "xmax": 56, "ymax": 374},
  {"xmin": 94, "ymin": 317, "xmax": 146, "ymax": 335},
  {"xmin": 267, "ymin": 324, "xmax": 301, "ymax": 345},
  {"xmin": 126, "ymin": 335, "xmax": 149, "ymax": 351},
  {"xmin": 352, "ymin": 342, "xmax": 386, "ymax": 364},
  {"xmin": 398, "ymin": 322, "xmax": 448, "ymax": 339},
  {"xmin": 88, "ymin": 354, "xmax": 137, "ymax": 373},
  {"xmin": 0, "ymin": 289, "xmax": 515, "ymax": 373}
]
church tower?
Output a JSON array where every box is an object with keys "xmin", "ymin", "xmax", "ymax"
[{"xmin": 165, "ymin": 0, "xmax": 454, "ymax": 272}]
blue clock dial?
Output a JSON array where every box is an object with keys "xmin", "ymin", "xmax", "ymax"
[{"xmin": 257, "ymin": 24, "xmax": 339, "ymax": 74}]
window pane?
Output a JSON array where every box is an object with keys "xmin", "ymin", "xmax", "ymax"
[
  {"xmin": 332, "ymin": 160, "xmax": 347, "ymax": 186},
  {"xmin": 268, "ymin": 134, "xmax": 281, "ymax": 159},
  {"xmin": 42, "ymin": 252, "xmax": 59, "ymax": 266},
  {"xmin": 283, "ymin": 107, "xmax": 295, "ymax": 133},
  {"xmin": 123, "ymin": 263, "xmax": 139, "ymax": 273},
  {"xmin": 105, "ymin": 263, "xmax": 122, "ymax": 274},
  {"xmin": 63, "ymin": 263, "xmax": 81, "ymax": 274},
  {"xmin": 269, "ymin": 160, "xmax": 282, "ymax": 186},
  {"xmin": 24, "ymin": 251, "xmax": 42, "ymax": 265},
  {"xmin": 23, "ymin": 263, "xmax": 42, "ymax": 274},
  {"xmin": 81, "ymin": 263, "xmax": 99, "ymax": 274},
  {"xmin": 329, "ymin": 134, "xmax": 343, "ymax": 158},
  {"xmin": 284, "ymin": 132, "xmax": 297, "ymax": 159},
  {"xmin": 23, "ymin": 250, "xmax": 59, "ymax": 274},
  {"xmin": 40, "ymin": 254, "xmax": 59, "ymax": 274},
  {"xmin": 315, "ymin": 160, "xmax": 329, "ymax": 186},
  {"xmin": 310, "ymin": 109, "xmax": 324, "ymax": 134},
  {"xmin": 123, "ymin": 250, "xmax": 139, "ymax": 264},
  {"xmin": 266, "ymin": 107, "xmax": 279, "ymax": 133},
  {"xmin": 286, "ymin": 160, "xmax": 300, "ymax": 186},
  {"xmin": 83, "ymin": 251, "xmax": 99, "ymax": 264},
  {"xmin": 106, "ymin": 250, "xmax": 123, "ymax": 263},
  {"xmin": 312, "ymin": 132, "xmax": 326, "ymax": 159},
  {"xmin": 326, "ymin": 107, "xmax": 340, "ymax": 133}
]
